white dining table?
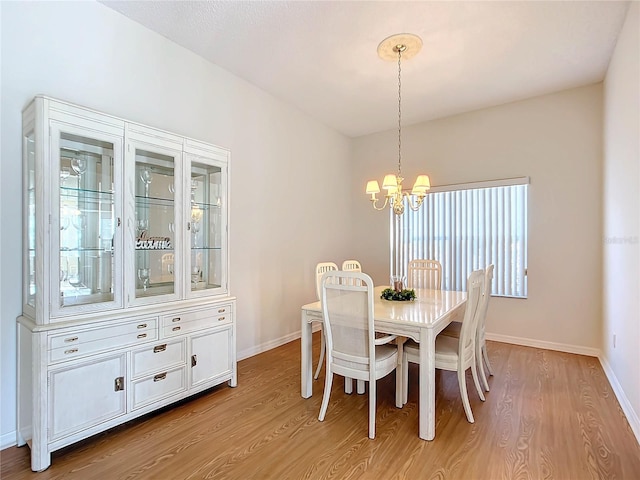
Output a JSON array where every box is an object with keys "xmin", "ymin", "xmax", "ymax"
[{"xmin": 300, "ymin": 285, "xmax": 467, "ymax": 441}]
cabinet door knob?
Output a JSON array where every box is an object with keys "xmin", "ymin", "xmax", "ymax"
[
  {"xmin": 191, "ymin": 354, "xmax": 197, "ymax": 367},
  {"xmin": 153, "ymin": 344, "xmax": 167, "ymax": 353},
  {"xmin": 154, "ymin": 373, "xmax": 167, "ymax": 382}
]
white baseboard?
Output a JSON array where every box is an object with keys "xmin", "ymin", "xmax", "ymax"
[
  {"xmin": 237, "ymin": 331, "xmax": 302, "ymax": 361},
  {"xmin": 237, "ymin": 324, "xmax": 321, "ymax": 362},
  {"xmin": 598, "ymin": 355, "xmax": 640, "ymax": 446},
  {"xmin": 486, "ymin": 332, "xmax": 600, "ymax": 357},
  {"xmin": 1, "ymin": 430, "xmax": 16, "ymax": 450}
]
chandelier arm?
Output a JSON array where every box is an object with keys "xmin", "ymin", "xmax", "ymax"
[
  {"xmin": 404, "ymin": 192, "xmax": 425, "ymax": 212},
  {"xmin": 371, "ymin": 196, "xmax": 390, "ymax": 211}
]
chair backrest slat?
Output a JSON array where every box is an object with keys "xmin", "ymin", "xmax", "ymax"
[
  {"xmin": 315, "ymin": 262, "xmax": 339, "ymax": 301},
  {"xmin": 342, "ymin": 260, "xmax": 362, "ymax": 272},
  {"xmin": 407, "ymin": 259, "xmax": 442, "ymax": 290}
]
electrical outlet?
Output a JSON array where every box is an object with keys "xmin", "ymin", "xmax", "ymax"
[{"xmin": 613, "ymin": 333, "xmax": 616, "ymax": 348}]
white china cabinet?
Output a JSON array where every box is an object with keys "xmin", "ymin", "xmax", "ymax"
[{"xmin": 17, "ymin": 96, "xmax": 236, "ymax": 472}]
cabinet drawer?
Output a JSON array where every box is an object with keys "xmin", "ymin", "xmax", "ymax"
[
  {"xmin": 49, "ymin": 318, "xmax": 157, "ymax": 349},
  {"xmin": 49, "ymin": 323, "xmax": 158, "ymax": 364},
  {"xmin": 162, "ymin": 305, "xmax": 231, "ymax": 336},
  {"xmin": 131, "ymin": 339, "xmax": 186, "ymax": 378},
  {"xmin": 131, "ymin": 366, "xmax": 187, "ymax": 410}
]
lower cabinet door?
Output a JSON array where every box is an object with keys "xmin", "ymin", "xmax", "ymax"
[
  {"xmin": 190, "ymin": 328, "xmax": 231, "ymax": 389},
  {"xmin": 49, "ymin": 354, "xmax": 126, "ymax": 441}
]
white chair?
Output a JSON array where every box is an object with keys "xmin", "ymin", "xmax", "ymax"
[
  {"xmin": 342, "ymin": 259, "xmax": 362, "ymax": 272},
  {"xmin": 402, "ymin": 269, "xmax": 485, "ymax": 423},
  {"xmin": 441, "ymin": 264, "xmax": 495, "ymax": 392},
  {"xmin": 318, "ymin": 271, "xmax": 399, "ymax": 439},
  {"xmin": 406, "ymin": 259, "xmax": 442, "ymax": 290},
  {"xmin": 314, "ymin": 262, "xmax": 338, "ymax": 380}
]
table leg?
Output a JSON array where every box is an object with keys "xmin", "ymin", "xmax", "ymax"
[
  {"xmin": 301, "ymin": 312, "xmax": 313, "ymax": 398},
  {"xmin": 419, "ymin": 328, "xmax": 436, "ymax": 440}
]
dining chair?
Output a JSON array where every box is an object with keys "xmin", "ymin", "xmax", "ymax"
[
  {"xmin": 440, "ymin": 264, "xmax": 495, "ymax": 392},
  {"xmin": 401, "ymin": 269, "xmax": 485, "ymax": 423},
  {"xmin": 318, "ymin": 270, "xmax": 400, "ymax": 439},
  {"xmin": 314, "ymin": 262, "xmax": 339, "ymax": 380},
  {"xmin": 341, "ymin": 259, "xmax": 362, "ymax": 272},
  {"xmin": 406, "ymin": 259, "xmax": 442, "ymax": 290}
]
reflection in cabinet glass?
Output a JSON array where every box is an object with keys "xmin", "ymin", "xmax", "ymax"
[
  {"xmin": 190, "ymin": 161, "xmax": 223, "ymax": 293},
  {"xmin": 134, "ymin": 150, "xmax": 176, "ymax": 299}
]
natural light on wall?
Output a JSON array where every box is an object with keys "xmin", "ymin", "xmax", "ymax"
[{"xmin": 391, "ymin": 178, "xmax": 529, "ymax": 298}]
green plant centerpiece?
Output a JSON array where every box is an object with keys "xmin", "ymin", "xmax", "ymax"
[{"xmin": 381, "ymin": 288, "xmax": 416, "ymax": 301}]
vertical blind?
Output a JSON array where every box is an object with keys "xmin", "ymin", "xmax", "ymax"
[{"xmin": 391, "ymin": 179, "xmax": 528, "ymax": 298}]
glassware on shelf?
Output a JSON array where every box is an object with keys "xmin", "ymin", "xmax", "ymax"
[
  {"xmin": 137, "ymin": 268, "xmax": 150, "ymax": 292},
  {"xmin": 68, "ymin": 271, "xmax": 84, "ymax": 298},
  {"xmin": 140, "ymin": 167, "xmax": 152, "ymax": 197},
  {"xmin": 136, "ymin": 218, "xmax": 149, "ymax": 235},
  {"xmin": 71, "ymin": 154, "xmax": 87, "ymax": 177},
  {"xmin": 59, "ymin": 257, "xmax": 68, "ymax": 283},
  {"xmin": 191, "ymin": 265, "xmax": 201, "ymax": 289},
  {"xmin": 72, "ymin": 212, "xmax": 87, "ymax": 231},
  {"xmin": 60, "ymin": 216, "xmax": 70, "ymax": 231},
  {"xmin": 60, "ymin": 167, "xmax": 71, "ymax": 185}
]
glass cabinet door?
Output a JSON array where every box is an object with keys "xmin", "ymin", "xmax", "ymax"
[
  {"xmin": 188, "ymin": 158, "xmax": 227, "ymax": 296},
  {"xmin": 132, "ymin": 145, "xmax": 181, "ymax": 302},
  {"xmin": 24, "ymin": 130, "xmax": 37, "ymax": 310},
  {"xmin": 53, "ymin": 124, "xmax": 123, "ymax": 313}
]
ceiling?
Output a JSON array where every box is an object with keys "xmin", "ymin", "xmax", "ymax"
[{"xmin": 100, "ymin": 1, "xmax": 630, "ymax": 138}]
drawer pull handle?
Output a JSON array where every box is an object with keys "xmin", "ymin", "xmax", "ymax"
[
  {"xmin": 64, "ymin": 336, "xmax": 78, "ymax": 343},
  {"xmin": 191, "ymin": 354, "xmax": 197, "ymax": 367},
  {"xmin": 172, "ymin": 317, "xmax": 181, "ymax": 323},
  {"xmin": 137, "ymin": 333, "xmax": 147, "ymax": 339},
  {"xmin": 153, "ymin": 344, "xmax": 167, "ymax": 353},
  {"xmin": 218, "ymin": 317, "xmax": 226, "ymax": 321},
  {"xmin": 218, "ymin": 308, "xmax": 226, "ymax": 313},
  {"xmin": 137, "ymin": 324, "xmax": 147, "ymax": 329},
  {"xmin": 172, "ymin": 326, "xmax": 181, "ymax": 332},
  {"xmin": 154, "ymin": 373, "xmax": 167, "ymax": 382},
  {"xmin": 114, "ymin": 376, "xmax": 125, "ymax": 391},
  {"xmin": 64, "ymin": 348, "xmax": 78, "ymax": 355}
]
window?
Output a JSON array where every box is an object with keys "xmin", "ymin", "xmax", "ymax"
[{"xmin": 391, "ymin": 177, "xmax": 528, "ymax": 298}]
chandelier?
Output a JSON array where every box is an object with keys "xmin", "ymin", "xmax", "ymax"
[{"xmin": 366, "ymin": 34, "xmax": 431, "ymax": 216}]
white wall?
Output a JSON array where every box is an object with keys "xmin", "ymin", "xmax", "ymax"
[
  {"xmin": 352, "ymin": 85, "xmax": 603, "ymax": 353},
  {"xmin": 603, "ymin": 2, "xmax": 640, "ymax": 441},
  {"xmin": 0, "ymin": 1, "xmax": 352, "ymax": 448}
]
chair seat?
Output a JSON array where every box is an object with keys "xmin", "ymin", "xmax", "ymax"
[
  {"xmin": 334, "ymin": 344, "xmax": 398, "ymax": 377},
  {"xmin": 440, "ymin": 320, "xmax": 462, "ymax": 338},
  {"xmin": 404, "ymin": 337, "xmax": 460, "ymax": 365}
]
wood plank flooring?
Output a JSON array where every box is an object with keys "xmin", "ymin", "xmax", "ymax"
[{"xmin": 2, "ymin": 335, "xmax": 639, "ymax": 479}]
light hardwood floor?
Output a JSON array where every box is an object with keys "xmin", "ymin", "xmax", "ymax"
[{"xmin": 2, "ymin": 334, "xmax": 639, "ymax": 479}]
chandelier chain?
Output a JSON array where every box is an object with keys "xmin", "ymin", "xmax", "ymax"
[{"xmin": 397, "ymin": 48, "xmax": 402, "ymax": 177}]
